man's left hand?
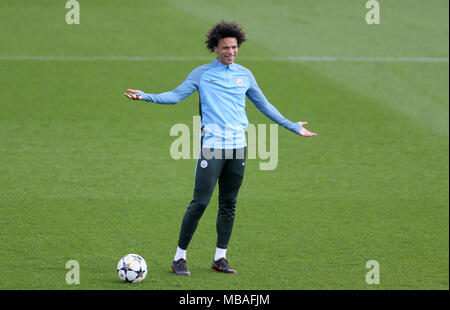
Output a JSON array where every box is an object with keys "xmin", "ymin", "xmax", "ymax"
[{"xmin": 299, "ymin": 121, "xmax": 317, "ymax": 137}]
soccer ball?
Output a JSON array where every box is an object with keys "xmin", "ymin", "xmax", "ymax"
[{"xmin": 117, "ymin": 254, "xmax": 148, "ymax": 283}]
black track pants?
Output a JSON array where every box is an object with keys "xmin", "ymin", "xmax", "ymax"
[{"xmin": 177, "ymin": 147, "xmax": 246, "ymax": 250}]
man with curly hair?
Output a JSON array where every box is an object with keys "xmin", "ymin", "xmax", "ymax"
[{"xmin": 124, "ymin": 21, "xmax": 316, "ymax": 276}]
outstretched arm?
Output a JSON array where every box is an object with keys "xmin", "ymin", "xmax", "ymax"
[
  {"xmin": 123, "ymin": 69, "xmax": 200, "ymax": 104},
  {"xmin": 245, "ymin": 69, "xmax": 317, "ymax": 137}
]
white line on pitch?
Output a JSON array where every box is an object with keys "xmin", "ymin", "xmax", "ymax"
[{"xmin": 0, "ymin": 55, "xmax": 448, "ymax": 63}]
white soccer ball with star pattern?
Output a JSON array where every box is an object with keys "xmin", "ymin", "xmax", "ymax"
[{"xmin": 117, "ymin": 254, "xmax": 148, "ymax": 283}]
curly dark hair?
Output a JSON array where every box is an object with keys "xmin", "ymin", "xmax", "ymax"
[{"xmin": 205, "ymin": 21, "xmax": 246, "ymax": 52}]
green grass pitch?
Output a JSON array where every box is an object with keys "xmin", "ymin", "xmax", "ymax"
[{"xmin": 0, "ymin": 0, "xmax": 448, "ymax": 290}]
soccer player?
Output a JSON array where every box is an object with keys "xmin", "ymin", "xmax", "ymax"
[{"xmin": 124, "ymin": 21, "xmax": 317, "ymax": 276}]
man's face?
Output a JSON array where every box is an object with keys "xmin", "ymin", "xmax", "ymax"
[{"xmin": 214, "ymin": 37, "xmax": 238, "ymax": 65}]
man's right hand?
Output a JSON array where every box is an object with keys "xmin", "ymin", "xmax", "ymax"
[{"xmin": 124, "ymin": 89, "xmax": 143, "ymax": 100}]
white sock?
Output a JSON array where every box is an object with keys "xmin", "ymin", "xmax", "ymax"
[
  {"xmin": 214, "ymin": 247, "xmax": 227, "ymax": 262},
  {"xmin": 174, "ymin": 247, "xmax": 187, "ymax": 261}
]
